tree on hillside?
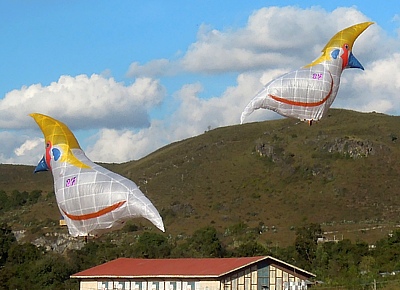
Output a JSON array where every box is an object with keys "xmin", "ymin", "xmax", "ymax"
[
  {"xmin": 134, "ymin": 232, "xmax": 171, "ymax": 258},
  {"xmin": 28, "ymin": 190, "xmax": 42, "ymax": 204},
  {"xmin": 69, "ymin": 239, "xmax": 127, "ymax": 271},
  {"xmin": 31, "ymin": 253, "xmax": 78, "ymax": 289},
  {"xmin": 314, "ymin": 239, "xmax": 369, "ymax": 282},
  {"xmin": 174, "ymin": 226, "xmax": 225, "ymax": 258},
  {"xmin": 232, "ymin": 241, "xmax": 270, "ymax": 257},
  {"xmin": 9, "ymin": 190, "xmax": 29, "ymax": 207},
  {"xmin": 295, "ymin": 223, "xmax": 322, "ymax": 270},
  {"xmin": 374, "ymin": 230, "xmax": 400, "ymax": 272},
  {"xmin": 0, "ymin": 223, "xmax": 16, "ymax": 266},
  {"xmin": 6, "ymin": 243, "xmax": 43, "ymax": 265},
  {"xmin": 0, "ymin": 190, "xmax": 8, "ymax": 212}
]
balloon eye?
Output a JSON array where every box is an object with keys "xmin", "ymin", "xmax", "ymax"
[
  {"xmin": 46, "ymin": 142, "xmax": 50, "ymax": 148},
  {"xmin": 52, "ymin": 148, "xmax": 61, "ymax": 161},
  {"xmin": 344, "ymin": 44, "xmax": 349, "ymax": 50},
  {"xmin": 331, "ymin": 49, "xmax": 340, "ymax": 59}
]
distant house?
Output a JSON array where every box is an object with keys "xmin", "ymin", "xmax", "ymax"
[{"xmin": 71, "ymin": 256, "xmax": 315, "ymax": 290}]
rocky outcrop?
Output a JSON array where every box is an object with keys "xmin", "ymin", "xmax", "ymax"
[
  {"xmin": 13, "ymin": 230, "xmax": 85, "ymax": 254},
  {"xmin": 324, "ymin": 137, "xmax": 376, "ymax": 158},
  {"xmin": 256, "ymin": 137, "xmax": 388, "ymax": 161},
  {"xmin": 32, "ymin": 232, "xmax": 85, "ymax": 254}
]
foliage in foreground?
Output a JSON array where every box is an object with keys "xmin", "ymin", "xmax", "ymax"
[{"xmin": 2, "ymin": 222, "xmax": 400, "ymax": 289}]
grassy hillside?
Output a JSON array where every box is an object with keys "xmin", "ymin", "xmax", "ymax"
[
  {"xmin": 2, "ymin": 109, "xmax": 400, "ymax": 246},
  {"xmin": 0, "ymin": 164, "xmax": 53, "ymax": 192}
]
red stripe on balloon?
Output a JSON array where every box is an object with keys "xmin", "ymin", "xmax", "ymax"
[
  {"xmin": 62, "ymin": 201, "xmax": 126, "ymax": 221},
  {"xmin": 269, "ymin": 76, "xmax": 334, "ymax": 107}
]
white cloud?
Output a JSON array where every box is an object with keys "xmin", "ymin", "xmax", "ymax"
[
  {"xmin": 14, "ymin": 138, "xmax": 43, "ymax": 157},
  {"xmin": 127, "ymin": 59, "xmax": 179, "ymax": 78},
  {"xmin": 0, "ymin": 74, "xmax": 166, "ymax": 130},
  {"xmin": 0, "ymin": 132, "xmax": 43, "ymax": 165},
  {"xmin": 126, "ymin": 6, "xmax": 377, "ymax": 77},
  {"xmin": 85, "ymin": 119, "xmax": 169, "ymax": 162},
  {"xmin": 335, "ymin": 53, "xmax": 400, "ymax": 114}
]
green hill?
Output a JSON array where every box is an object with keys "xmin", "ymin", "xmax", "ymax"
[{"xmin": 2, "ymin": 109, "xmax": 400, "ymax": 246}]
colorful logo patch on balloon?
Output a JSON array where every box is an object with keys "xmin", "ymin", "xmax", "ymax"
[
  {"xmin": 312, "ymin": 73, "xmax": 323, "ymax": 80},
  {"xmin": 65, "ymin": 176, "xmax": 77, "ymax": 187}
]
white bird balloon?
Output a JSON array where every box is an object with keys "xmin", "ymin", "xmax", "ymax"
[
  {"xmin": 241, "ymin": 22, "xmax": 374, "ymax": 125},
  {"xmin": 31, "ymin": 113, "xmax": 165, "ymax": 237}
]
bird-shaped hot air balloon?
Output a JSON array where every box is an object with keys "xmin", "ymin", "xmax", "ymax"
[
  {"xmin": 240, "ymin": 22, "xmax": 374, "ymax": 125},
  {"xmin": 31, "ymin": 113, "xmax": 165, "ymax": 237}
]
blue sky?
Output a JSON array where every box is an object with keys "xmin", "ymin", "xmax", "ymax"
[{"xmin": 0, "ymin": 1, "xmax": 399, "ymax": 165}]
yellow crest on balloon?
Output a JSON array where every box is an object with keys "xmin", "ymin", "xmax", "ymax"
[
  {"xmin": 305, "ymin": 22, "xmax": 374, "ymax": 68},
  {"xmin": 30, "ymin": 113, "xmax": 90, "ymax": 169}
]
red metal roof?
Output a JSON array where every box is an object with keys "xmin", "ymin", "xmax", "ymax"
[{"xmin": 71, "ymin": 256, "xmax": 268, "ymax": 278}]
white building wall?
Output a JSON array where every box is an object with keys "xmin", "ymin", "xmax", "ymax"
[
  {"xmin": 269, "ymin": 265, "xmax": 308, "ymax": 290},
  {"xmin": 80, "ymin": 280, "xmax": 216, "ymax": 290},
  {"xmin": 197, "ymin": 280, "xmax": 220, "ymax": 290},
  {"xmin": 80, "ymin": 280, "xmax": 98, "ymax": 290}
]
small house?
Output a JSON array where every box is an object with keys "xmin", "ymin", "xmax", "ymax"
[{"xmin": 71, "ymin": 256, "xmax": 315, "ymax": 290}]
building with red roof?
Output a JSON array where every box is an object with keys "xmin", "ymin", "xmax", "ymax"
[{"xmin": 71, "ymin": 256, "xmax": 315, "ymax": 290}]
